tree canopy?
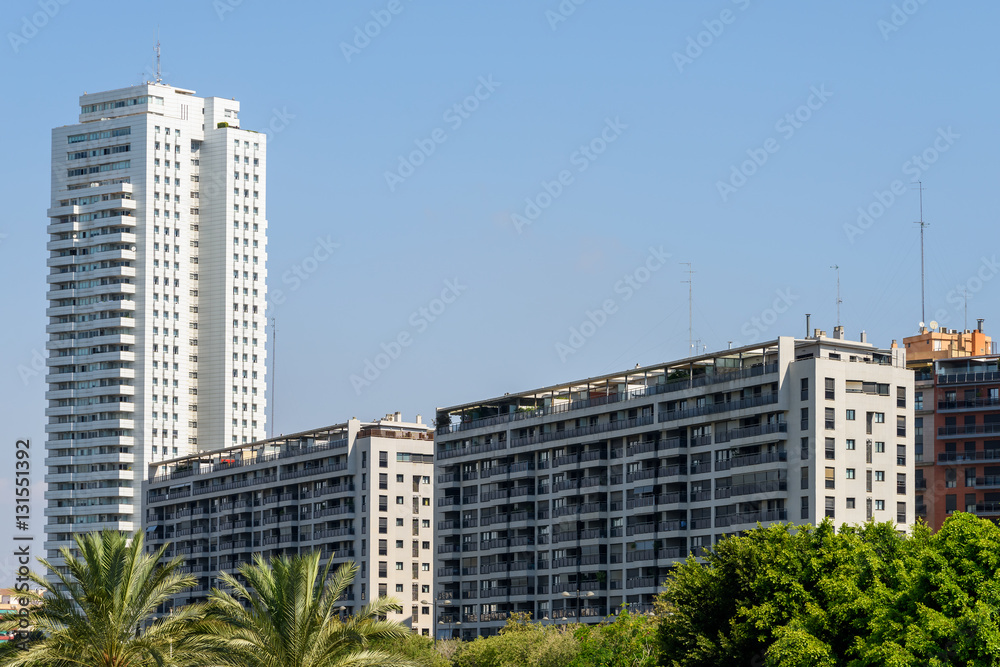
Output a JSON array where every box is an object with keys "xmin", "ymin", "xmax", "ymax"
[{"xmin": 655, "ymin": 514, "xmax": 1000, "ymax": 666}]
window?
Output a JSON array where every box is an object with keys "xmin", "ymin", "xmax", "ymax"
[
  {"xmin": 801, "ymin": 496, "xmax": 809, "ymax": 520},
  {"xmin": 378, "ymin": 540, "xmax": 387, "ymax": 556},
  {"xmin": 396, "ymin": 474, "xmax": 404, "ymax": 483},
  {"xmin": 422, "ymin": 498, "xmax": 430, "ymax": 506},
  {"xmin": 379, "ymin": 451, "xmax": 388, "ymax": 468},
  {"xmin": 846, "ymin": 409, "xmax": 855, "ymax": 421},
  {"xmin": 801, "ymin": 407, "xmax": 809, "ymax": 430},
  {"xmin": 378, "ymin": 562, "xmax": 387, "ymax": 578},
  {"xmin": 875, "ymin": 471, "xmax": 885, "ymax": 482},
  {"xmin": 422, "ymin": 519, "xmax": 430, "ymax": 528},
  {"xmin": 825, "ymin": 407, "xmax": 835, "ymax": 430},
  {"xmin": 914, "ymin": 391, "xmax": 923, "ymax": 411},
  {"xmin": 395, "ymin": 562, "xmax": 404, "ymax": 571},
  {"xmin": 875, "ymin": 441, "xmax": 885, "ymax": 453},
  {"xmin": 897, "ymin": 473, "xmax": 906, "ymax": 494},
  {"xmin": 897, "ymin": 444, "xmax": 907, "ymax": 466},
  {"xmin": 800, "ymin": 378, "xmax": 809, "ymax": 400},
  {"xmin": 846, "ymin": 439, "xmax": 856, "ymax": 450},
  {"xmin": 379, "ymin": 473, "xmax": 388, "ymax": 489},
  {"xmin": 825, "ymin": 467, "xmax": 835, "ymax": 489},
  {"xmin": 421, "ymin": 563, "xmax": 430, "ymax": 571},
  {"xmin": 875, "ymin": 500, "xmax": 885, "ymax": 511},
  {"xmin": 945, "ymin": 469, "xmax": 956, "ymax": 488},
  {"xmin": 846, "ymin": 497, "xmax": 856, "ymax": 509},
  {"xmin": 396, "ymin": 496, "xmax": 404, "ymax": 505},
  {"xmin": 945, "ymin": 494, "xmax": 957, "ymax": 513},
  {"xmin": 896, "ymin": 415, "xmax": 906, "ymax": 437},
  {"xmin": 395, "ymin": 584, "xmax": 404, "ymax": 593},
  {"xmin": 378, "ymin": 495, "xmax": 387, "ymax": 512},
  {"xmin": 800, "ymin": 466, "xmax": 809, "ymax": 490},
  {"xmin": 965, "ymin": 468, "xmax": 976, "ymax": 487},
  {"xmin": 378, "ymin": 518, "xmax": 387, "ymax": 534},
  {"xmin": 866, "ymin": 469, "xmax": 873, "ymax": 492},
  {"xmin": 396, "ymin": 518, "xmax": 405, "ymax": 527},
  {"xmin": 800, "ymin": 437, "xmax": 809, "ymax": 460},
  {"xmin": 825, "ymin": 438, "xmax": 835, "ymax": 460},
  {"xmin": 825, "ymin": 377, "xmax": 835, "ymax": 400},
  {"xmin": 874, "ymin": 412, "xmax": 885, "ymax": 423},
  {"xmin": 825, "ymin": 496, "xmax": 835, "ymax": 519},
  {"xmin": 897, "ymin": 386, "xmax": 906, "ymax": 408},
  {"xmin": 846, "ymin": 468, "xmax": 856, "ymax": 479},
  {"xmin": 897, "ymin": 502, "xmax": 907, "ymax": 523}
]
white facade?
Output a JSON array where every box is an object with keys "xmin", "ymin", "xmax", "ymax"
[
  {"xmin": 433, "ymin": 330, "xmax": 914, "ymax": 637},
  {"xmin": 143, "ymin": 416, "xmax": 436, "ymax": 636},
  {"xmin": 45, "ymin": 83, "xmax": 268, "ymax": 564}
]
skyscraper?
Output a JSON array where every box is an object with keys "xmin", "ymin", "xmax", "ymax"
[{"xmin": 45, "ymin": 83, "xmax": 268, "ymax": 565}]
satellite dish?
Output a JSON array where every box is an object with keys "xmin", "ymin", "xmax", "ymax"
[
  {"xmin": 918, "ymin": 321, "xmax": 926, "ymax": 329},
  {"xmin": 929, "ymin": 320, "xmax": 939, "ymax": 330}
]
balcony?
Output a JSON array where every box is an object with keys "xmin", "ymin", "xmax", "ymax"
[
  {"xmin": 714, "ymin": 450, "xmax": 786, "ymax": 471},
  {"xmin": 938, "ymin": 397, "xmax": 1000, "ymax": 411},
  {"xmin": 658, "ymin": 393, "xmax": 779, "ymax": 423},
  {"xmin": 937, "ymin": 371, "xmax": 1000, "ymax": 385},
  {"xmin": 937, "ymin": 450, "xmax": 1000, "ymax": 463},
  {"xmin": 435, "ymin": 363, "xmax": 779, "ymax": 435},
  {"xmin": 509, "ymin": 415, "xmax": 654, "ymax": 448},
  {"xmin": 714, "ymin": 479, "xmax": 787, "ymax": 499},
  {"xmin": 437, "ymin": 439, "xmax": 507, "ymax": 460},
  {"xmin": 937, "ymin": 425, "xmax": 1000, "ymax": 438},
  {"xmin": 626, "ymin": 465, "xmax": 686, "ymax": 483},
  {"xmin": 714, "ymin": 508, "xmax": 787, "ymax": 527},
  {"xmin": 714, "ymin": 421, "xmax": 788, "ymax": 444}
]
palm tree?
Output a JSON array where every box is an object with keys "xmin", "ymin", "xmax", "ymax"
[
  {"xmin": 196, "ymin": 551, "xmax": 415, "ymax": 667},
  {"xmin": 0, "ymin": 530, "xmax": 207, "ymax": 667}
]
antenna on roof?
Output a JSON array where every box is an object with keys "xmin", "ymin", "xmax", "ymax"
[
  {"xmin": 681, "ymin": 262, "xmax": 694, "ymax": 355},
  {"xmin": 913, "ymin": 181, "xmax": 929, "ymax": 324},
  {"xmin": 155, "ymin": 30, "xmax": 162, "ymax": 84},
  {"xmin": 830, "ymin": 264, "xmax": 842, "ymax": 327}
]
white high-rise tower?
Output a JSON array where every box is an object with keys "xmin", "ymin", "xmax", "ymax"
[{"xmin": 45, "ymin": 83, "xmax": 268, "ymax": 564}]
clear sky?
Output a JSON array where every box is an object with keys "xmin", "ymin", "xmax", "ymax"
[{"xmin": 1, "ymin": 0, "xmax": 998, "ymax": 573}]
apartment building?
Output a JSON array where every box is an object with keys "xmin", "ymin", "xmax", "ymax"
[
  {"xmin": 902, "ymin": 322, "xmax": 997, "ymax": 528},
  {"xmin": 45, "ymin": 83, "xmax": 268, "ymax": 565},
  {"xmin": 911, "ymin": 355, "xmax": 1000, "ymax": 529},
  {"xmin": 433, "ymin": 329, "xmax": 913, "ymax": 637},
  {"xmin": 142, "ymin": 414, "xmax": 435, "ymax": 635}
]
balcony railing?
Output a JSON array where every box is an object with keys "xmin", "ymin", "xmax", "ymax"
[
  {"xmin": 714, "ymin": 508, "xmax": 787, "ymax": 527},
  {"xmin": 937, "ymin": 371, "xmax": 1000, "ymax": 385},
  {"xmin": 937, "ymin": 425, "xmax": 1000, "ymax": 437},
  {"xmin": 714, "ymin": 421, "xmax": 787, "ymax": 444},
  {"xmin": 658, "ymin": 393, "xmax": 778, "ymax": 423},
  {"xmin": 938, "ymin": 397, "xmax": 1000, "ymax": 410},
  {"xmin": 435, "ymin": 363, "xmax": 779, "ymax": 435},
  {"xmin": 509, "ymin": 415, "xmax": 654, "ymax": 448},
  {"xmin": 714, "ymin": 450, "xmax": 786, "ymax": 471}
]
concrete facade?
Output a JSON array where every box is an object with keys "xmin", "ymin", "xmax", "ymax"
[
  {"xmin": 142, "ymin": 415, "xmax": 436, "ymax": 635},
  {"xmin": 433, "ymin": 330, "xmax": 913, "ymax": 637},
  {"xmin": 45, "ymin": 83, "xmax": 268, "ymax": 565}
]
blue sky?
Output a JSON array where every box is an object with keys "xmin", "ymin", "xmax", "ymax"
[{"xmin": 1, "ymin": 0, "xmax": 998, "ymax": 566}]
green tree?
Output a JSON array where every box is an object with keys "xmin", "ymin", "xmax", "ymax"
[
  {"xmin": 571, "ymin": 607, "xmax": 659, "ymax": 667},
  {"xmin": 0, "ymin": 530, "xmax": 207, "ymax": 667},
  {"xmin": 654, "ymin": 515, "xmax": 1000, "ymax": 666},
  {"xmin": 196, "ymin": 552, "xmax": 415, "ymax": 667},
  {"xmin": 453, "ymin": 613, "xmax": 579, "ymax": 667}
]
